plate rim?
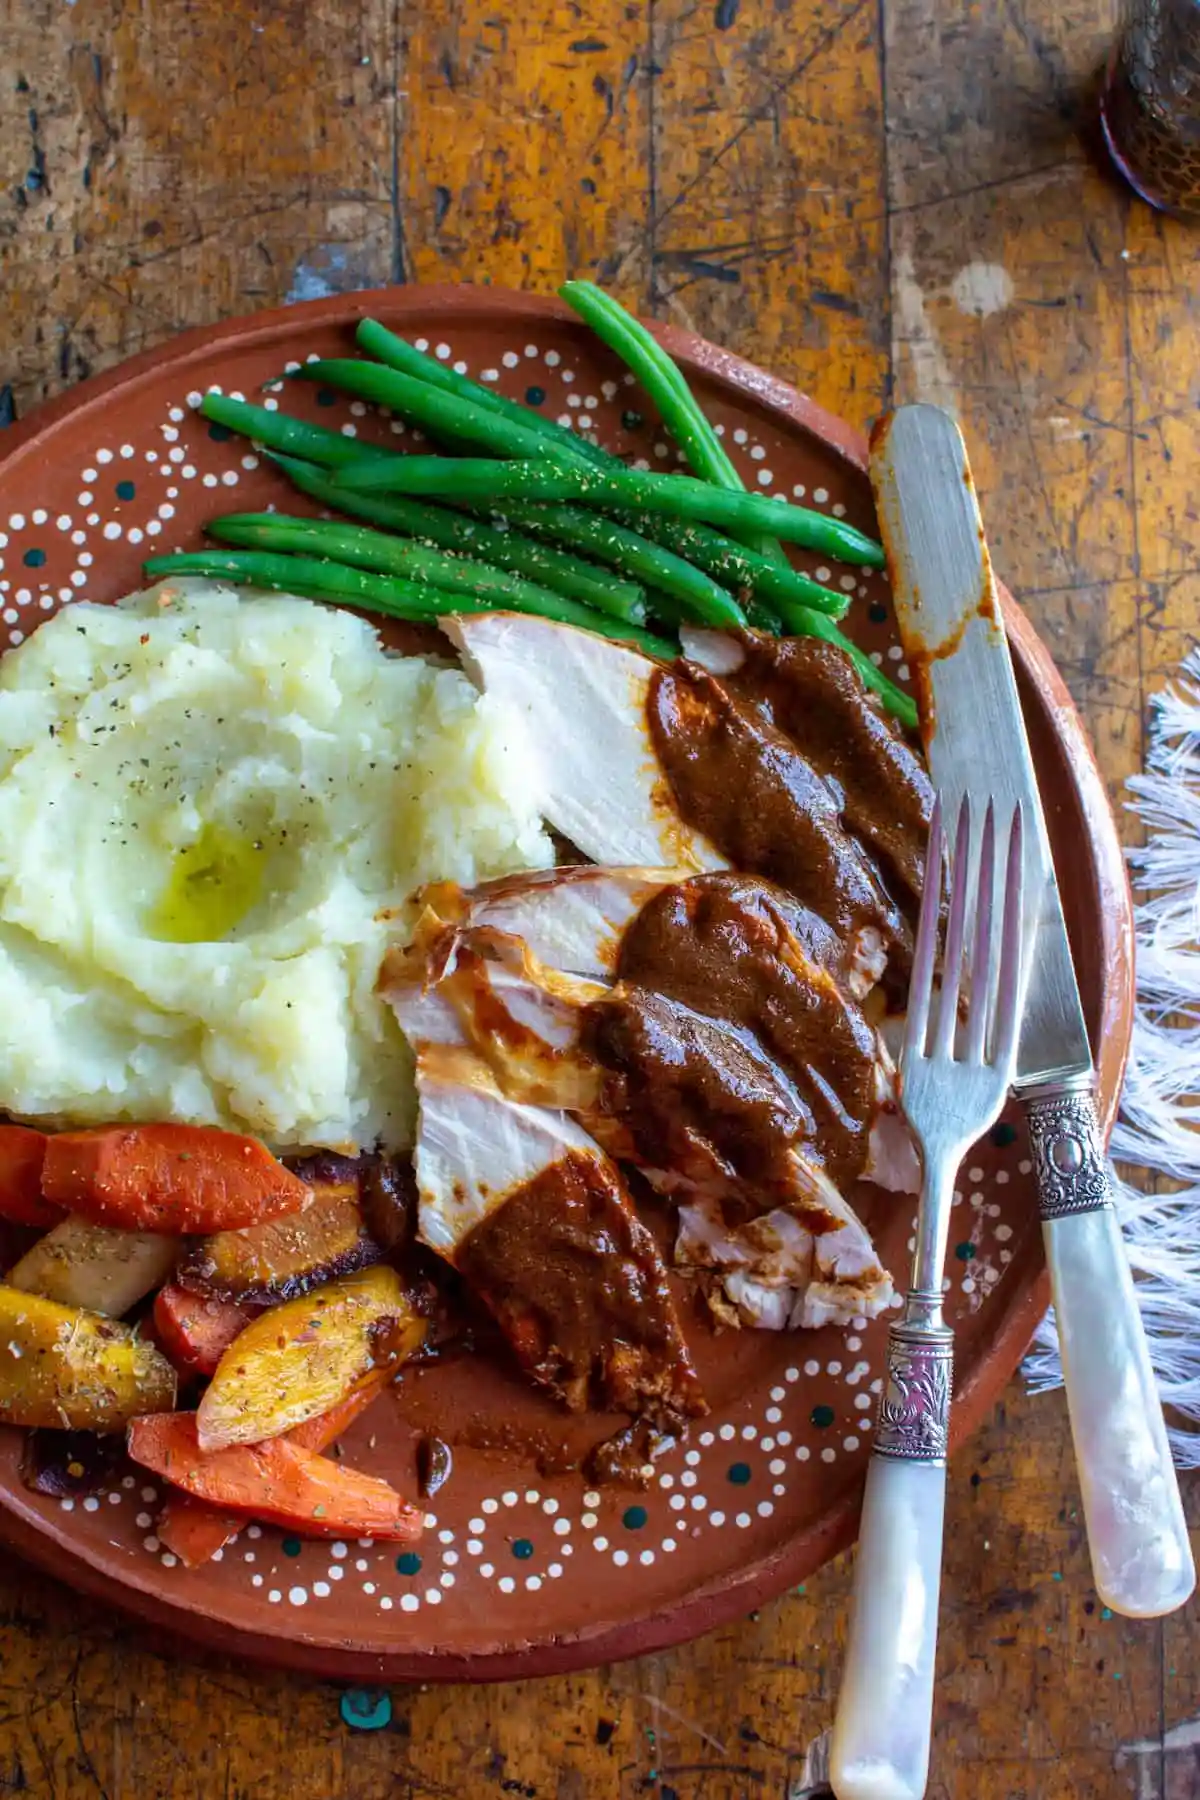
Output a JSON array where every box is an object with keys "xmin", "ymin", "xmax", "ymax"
[{"xmin": 0, "ymin": 284, "xmax": 1134, "ymax": 1680}]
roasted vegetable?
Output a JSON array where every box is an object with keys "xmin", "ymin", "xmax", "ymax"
[
  {"xmin": 154, "ymin": 1492, "xmax": 241, "ymax": 1568},
  {"xmin": 0, "ymin": 1286, "xmax": 176, "ymax": 1430},
  {"xmin": 152, "ymin": 1286, "xmax": 257, "ymax": 1377},
  {"xmin": 416, "ymin": 1434, "xmax": 453, "ymax": 1499},
  {"xmin": 129, "ymin": 1412, "xmax": 423, "ymax": 1541},
  {"xmin": 195, "ymin": 1266, "xmax": 424, "ymax": 1451},
  {"xmin": 20, "ymin": 1427, "xmax": 126, "ymax": 1498},
  {"xmin": 40, "ymin": 1123, "xmax": 311, "ymax": 1233},
  {"xmin": 8, "ymin": 1217, "xmax": 180, "ymax": 1317},
  {"xmin": 177, "ymin": 1154, "xmax": 383, "ymax": 1303},
  {"xmin": 156, "ymin": 1366, "xmax": 392, "ymax": 1566},
  {"xmin": 0, "ymin": 1125, "xmax": 59, "ymax": 1228},
  {"xmin": 286, "ymin": 1364, "xmax": 392, "ymax": 1450}
]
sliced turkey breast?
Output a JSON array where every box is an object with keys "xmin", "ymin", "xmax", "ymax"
[
  {"xmin": 413, "ymin": 1043, "xmax": 703, "ymax": 1419},
  {"xmin": 676, "ymin": 1193, "xmax": 895, "ymax": 1331},
  {"xmin": 445, "ymin": 613, "xmax": 726, "ymax": 871},
  {"xmin": 383, "ymin": 869, "xmax": 915, "ymax": 1335},
  {"xmin": 449, "ymin": 613, "xmax": 903, "ymax": 991}
]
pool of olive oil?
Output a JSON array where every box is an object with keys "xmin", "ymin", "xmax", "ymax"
[{"xmin": 151, "ymin": 822, "xmax": 265, "ymax": 943}]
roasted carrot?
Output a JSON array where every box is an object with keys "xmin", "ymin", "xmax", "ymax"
[
  {"xmin": 129, "ymin": 1412, "xmax": 422, "ymax": 1541},
  {"xmin": 41, "ymin": 1124, "xmax": 311, "ymax": 1233},
  {"xmin": 156, "ymin": 1492, "xmax": 242, "ymax": 1569},
  {"xmin": 286, "ymin": 1367, "xmax": 390, "ymax": 1451},
  {"xmin": 156, "ymin": 1369, "xmax": 391, "ymax": 1566},
  {"xmin": 0, "ymin": 1125, "xmax": 60, "ymax": 1228},
  {"xmin": 153, "ymin": 1286, "xmax": 256, "ymax": 1377}
]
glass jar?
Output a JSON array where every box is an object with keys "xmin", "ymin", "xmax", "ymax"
[{"xmin": 1101, "ymin": 0, "xmax": 1200, "ymax": 217}]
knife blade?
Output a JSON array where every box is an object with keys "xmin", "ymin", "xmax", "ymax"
[
  {"xmin": 869, "ymin": 402, "xmax": 1193, "ymax": 1622},
  {"xmin": 869, "ymin": 407, "xmax": 1085, "ymax": 1090}
]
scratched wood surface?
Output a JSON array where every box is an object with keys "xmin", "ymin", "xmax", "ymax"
[{"xmin": 1, "ymin": 0, "xmax": 1198, "ymax": 1795}]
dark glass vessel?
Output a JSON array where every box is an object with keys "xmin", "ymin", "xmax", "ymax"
[{"xmin": 1101, "ymin": 0, "xmax": 1200, "ymax": 217}]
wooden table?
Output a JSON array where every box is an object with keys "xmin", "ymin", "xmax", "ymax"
[{"xmin": 1, "ymin": 0, "xmax": 1197, "ymax": 1794}]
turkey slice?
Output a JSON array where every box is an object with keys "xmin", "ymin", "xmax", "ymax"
[
  {"xmin": 412, "ymin": 1042, "xmax": 703, "ymax": 1419},
  {"xmin": 446, "ymin": 612, "xmax": 725, "ymax": 871}
]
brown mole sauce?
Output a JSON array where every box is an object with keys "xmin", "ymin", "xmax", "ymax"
[
  {"xmin": 457, "ymin": 1151, "xmax": 704, "ymax": 1421},
  {"xmin": 718, "ymin": 635, "xmax": 934, "ymax": 903},
  {"xmin": 585, "ymin": 874, "xmax": 879, "ymax": 1204},
  {"xmin": 415, "ymin": 1434, "xmax": 454, "ymax": 1498},
  {"xmin": 646, "ymin": 660, "xmax": 909, "ymax": 954}
]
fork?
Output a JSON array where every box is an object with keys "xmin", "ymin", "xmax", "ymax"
[{"xmin": 829, "ymin": 793, "xmax": 1026, "ymax": 1800}]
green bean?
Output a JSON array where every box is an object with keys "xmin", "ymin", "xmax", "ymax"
[
  {"xmin": 268, "ymin": 452, "xmax": 646, "ymax": 623},
  {"xmin": 280, "ymin": 358, "xmax": 767, "ymax": 621},
  {"xmin": 142, "ymin": 548, "xmax": 676, "ymax": 657},
  {"xmin": 199, "ymin": 364, "xmax": 892, "ymax": 688},
  {"xmin": 496, "ymin": 501, "xmax": 747, "ymax": 630},
  {"xmin": 333, "ymin": 454, "xmax": 885, "ymax": 566},
  {"xmin": 200, "ymin": 392, "xmax": 396, "ymax": 469},
  {"xmin": 297, "ymin": 359, "xmax": 560, "ymax": 464},
  {"xmin": 598, "ymin": 564, "xmax": 777, "ymax": 635},
  {"xmin": 143, "ymin": 550, "xmax": 488, "ymax": 620},
  {"xmin": 196, "ymin": 386, "xmax": 749, "ymax": 629},
  {"xmin": 560, "ymin": 282, "xmax": 740, "ymax": 488},
  {"xmin": 230, "ymin": 375, "xmax": 807, "ymax": 624},
  {"xmin": 359, "ymin": 312, "xmax": 803, "ymax": 591},
  {"xmin": 357, "ymin": 318, "xmax": 783, "ymax": 599},
  {"xmin": 355, "ymin": 319, "xmax": 611, "ymax": 470},
  {"xmin": 203, "ymin": 515, "xmax": 682, "ymax": 654},
  {"xmin": 637, "ymin": 586, "xmax": 690, "ymax": 628},
  {"xmin": 618, "ymin": 512, "xmax": 849, "ymax": 619},
  {"xmin": 304, "ymin": 353, "xmax": 879, "ymax": 571},
  {"xmin": 207, "ymin": 512, "xmax": 613, "ymax": 616},
  {"xmin": 743, "ymin": 595, "xmax": 785, "ymax": 634},
  {"xmin": 558, "ymin": 283, "xmax": 737, "ymax": 485},
  {"xmin": 559, "ymin": 281, "xmax": 788, "ymax": 566}
]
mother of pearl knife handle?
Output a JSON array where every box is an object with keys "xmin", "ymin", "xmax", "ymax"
[{"xmin": 1025, "ymin": 1081, "xmax": 1195, "ymax": 1617}]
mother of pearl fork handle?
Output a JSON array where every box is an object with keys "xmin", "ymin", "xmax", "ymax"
[
  {"xmin": 830, "ymin": 1308, "xmax": 952, "ymax": 1800},
  {"xmin": 831, "ymin": 795, "xmax": 1026, "ymax": 1800}
]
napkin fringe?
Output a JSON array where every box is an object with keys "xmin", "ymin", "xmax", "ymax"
[{"xmin": 1024, "ymin": 646, "xmax": 1200, "ymax": 1465}]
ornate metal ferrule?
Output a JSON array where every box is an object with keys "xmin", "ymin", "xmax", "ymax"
[
  {"xmin": 1023, "ymin": 1078, "xmax": 1113, "ymax": 1221},
  {"xmin": 874, "ymin": 1311, "xmax": 953, "ymax": 1463}
]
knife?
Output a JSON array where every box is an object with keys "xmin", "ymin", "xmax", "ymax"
[{"xmin": 868, "ymin": 403, "xmax": 1193, "ymax": 1623}]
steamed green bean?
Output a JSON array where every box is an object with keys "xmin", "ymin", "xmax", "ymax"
[
  {"xmin": 269, "ymin": 453, "xmax": 647, "ymax": 622},
  {"xmin": 333, "ymin": 453, "xmax": 886, "ymax": 566},
  {"xmin": 204, "ymin": 515, "xmax": 678, "ymax": 652}
]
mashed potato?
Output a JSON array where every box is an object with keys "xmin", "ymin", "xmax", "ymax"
[{"xmin": 0, "ymin": 580, "xmax": 553, "ymax": 1151}]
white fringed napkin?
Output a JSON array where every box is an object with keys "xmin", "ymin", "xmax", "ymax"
[{"xmin": 1025, "ymin": 647, "xmax": 1200, "ymax": 1465}]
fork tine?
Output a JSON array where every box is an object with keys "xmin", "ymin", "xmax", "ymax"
[
  {"xmin": 902, "ymin": 793, "xmax": 943, "ymax": 1065},
  {"xmin": 964, "ymin": 800, "xmax": 996, "ymax": 1063},
  {"xmin": 990, "ymin": 802, "xmax": 1025, "ymax": 1069},
  {"xmin": 931, "ymin": 794, "xmax": 972, "ymax": 1060}
]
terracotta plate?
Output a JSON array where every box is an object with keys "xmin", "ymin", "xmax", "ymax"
[{"xmin": 0, "ymin": 288, "xmax": 1132, "ymax": 1680}]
